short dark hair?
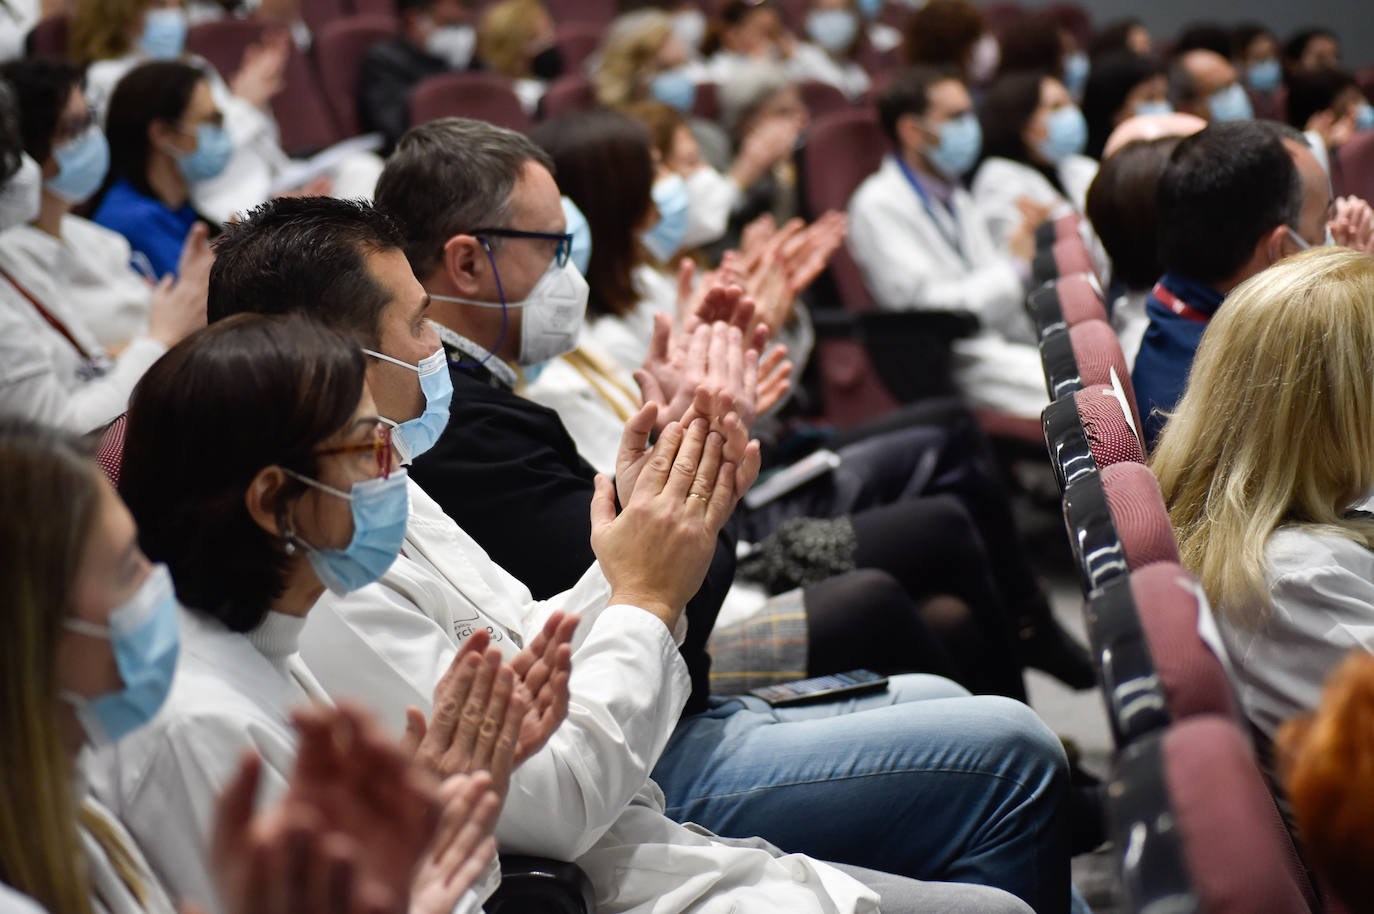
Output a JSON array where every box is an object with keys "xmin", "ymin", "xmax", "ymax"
[
  {"xmin": 1173, "ymin": 23, "xmax": 1232, "ymax": 58},
  {"xmin": 120, "ymin": 314, "xmax": 366, "ymax": 633},
  {"xmin": 0, "ymin": 58, "xmax": 81, "ymax": 166},
  {"xmin": 1088, "ymin": 18, "xmax": 1143, "ymax": 61},
  {"xmin": 208, "ymin": 196, "xmax": 406, "ymax": 347},
  {"xmin": 103, "ymin": 61, "xmax": 204, "ymax": 201},
  {"xmin": 530, "ymin": 108, "xmax": 654, "ymax": 320},
  {"xmin": 374, "ymin": 117, "xmax": 554, "ymax": 280},
  {"xmin": 1285, "ymin": 67, "xmax": 1359, "ymax": 131},
  {"xmin": 1230, "ymin": 23, "xmax": 1274, "ymax": 59},
  {"xmin": 1086, "ymin": 135, "xmax": 1183, "ymax": 289},
  {"xmin": 1156, "ymin": 121, "xmax": 1305, "ymax": 286},
  {"xmin": 901, "ymin": 0, "xmax": 984, "ymax": 69},
  {"xmin": 1082, "ymin": 51, "xmax": 1161, "ymax": 159},
  {"xmin": 1283, "ymin": 28, "xmax": 1339, "ymax": 67},
  {"xmin": 876, "ymin": 65, "xmax": 963, "ymax": 145},
  {"xmin": 1166, "ymin": 55, "xmax": 1200, "ymax": 110}
]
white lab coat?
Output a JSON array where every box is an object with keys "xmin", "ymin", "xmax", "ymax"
[
  {"xmin": 847, "ymin": 155, "xmax": 1047, "ymax": 418},
  {"xmin": 1215, "ymin": 526, "xmax": 1374, "ymax": 743},
  {"xmin": 0, "ymin": 887, "xmax": 44, "ymax": 914},
  {"xmin": 84, "ymin": 607, "xmax": 488, "ymax": 914},
  {"xmin": 300, "ymin": 479, "xmax": 880, "ymax": 913},
  {"xmin": 1111, "ymin": 288, "xmax": 1149, "ymax": 369},
  {"xmin": 0, "ymin": 217, "xmax": 152, "ymax": 349},
  {"xmin": 0, "ymin": 225, "xmax": 166, "ymax": 433},
  {"xmin": 969, "ymin": 155, "xmax": 1108, "ymax": 280}
]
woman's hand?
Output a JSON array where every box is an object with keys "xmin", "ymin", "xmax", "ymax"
[{"xmin": 231, "ymin": 30, "xmax": 290, "ymax": 109}]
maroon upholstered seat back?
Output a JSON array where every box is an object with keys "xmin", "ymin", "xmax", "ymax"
[
  {"xmin": 1055, "ymin": 274, "xmax": 1108, "ymax": 326},
  {"xmin": 315, "ymin": 15, "xmax": 400, "ymax": 137},
  {"xmin": 1129, "ymin": 563, "xmax": 1236, "ymax": 721},
  {"xmin": 541, "ymin": 74, "xmax": 595, "ymax": 119},
  {"xmin": 1074, "ymin": 384, "xmax": 1144, "ymax": 469},
  {"xmin": 1163, "ymin": 716, "xmax": 1314, "ymax": 914},
  {"xmin": 408, "ymin": 71, "xmax": 532, "ymax": 133},
  {"xmin": 1101, "ymin": 462, "xmax": 1179, "ymax": 571},
  {"xmin": 96, "ymin": 414, "xmax": 127, "ymax": 488},
  {"xmin": 1068, "ymin": 319, "xmax": 1140, "ymax": 429}
]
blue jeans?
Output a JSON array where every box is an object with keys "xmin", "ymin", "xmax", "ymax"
[{"xmin": 651, "ymin": 674, "xmax": 1070, "ymax": 914}]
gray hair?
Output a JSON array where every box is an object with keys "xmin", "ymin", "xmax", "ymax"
[
  {"xmin": 718, "ymin": 59, "xmax": 791, "ymax": 132},
  {"xmin": 374, "ymin": 117, "xmax": 555, "ymax": 279}
]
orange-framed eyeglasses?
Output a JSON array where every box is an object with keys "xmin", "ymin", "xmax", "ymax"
[{"xmin": 312, "ymin": 422, "xmax": 394, "ymax": 479}]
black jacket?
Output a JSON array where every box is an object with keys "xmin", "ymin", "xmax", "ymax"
[
  {"xmin": 411, "ymin": 361, "xmax": 734, "ymax": 716},
  {"xmin": 357, "ymin": 39, "xmax": 450, "ymax": 147}
]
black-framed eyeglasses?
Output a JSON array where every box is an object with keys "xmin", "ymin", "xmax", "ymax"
[{"xmin": 471, "ymin": 228, "xmax": 574, "ymax": 268}]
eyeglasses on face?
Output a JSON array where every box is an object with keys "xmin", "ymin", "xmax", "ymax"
[
  {"xmin": 313, "ymin": 422, "xmax": 394, "ymax": 479},
  {"xmin": 470, "ymin": 228, "xmax": 574, "ymax": 269}
]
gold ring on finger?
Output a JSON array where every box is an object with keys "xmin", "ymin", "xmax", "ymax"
[{"xmin": 688, "ymin": 492, "xmax": 709, "ymax": 504}]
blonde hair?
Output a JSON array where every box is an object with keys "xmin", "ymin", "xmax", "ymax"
[
  {"xmin": 593, "ymin": 10, "xmax": 674, "ymax": 108},
  {"xmin": 477, "ymin": 0, "xmax": 548, "ymax": 79},
  {"xmin": 0, "ymin": 422, "xmax": 102, "ymax": 914},
  {"xmin": 69, "ymin": 0, "xmax": 151, "ymax": 65},
  {"xmin": 1151, "ymin": 247, "xmax": 1374, "ymax": 625}
]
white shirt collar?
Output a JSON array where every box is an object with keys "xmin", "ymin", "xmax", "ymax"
[{"xmin": 430, "ymin": 319, "xmax": 519, "ymax": 390}]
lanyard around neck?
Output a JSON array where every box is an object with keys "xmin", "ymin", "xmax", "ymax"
[
  {"xmin": 893, "ymin": 156, "xmax": 968, "ymax": 265},
  {"xmin": 1151, "ymin": 282, "xmax": 1211, "ymax": 325}
]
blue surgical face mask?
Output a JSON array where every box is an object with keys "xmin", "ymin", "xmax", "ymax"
[
  {"xmin": 1246, "ymin": 58, "xmax": 1282, "ymax": 93},
  {"xmin": 60, "ymin": 564, "xmax": 180, "ymax": 746},
  {"xmin": 172, "ymin": 123, "xmax": 233, "ymax": 183},
  {"xmin": 649, "ymin": 69, "xmax": 697, "ymax": 114},
  {"xmin": 640, "ymin": 173, "xmax": 690, "ymax": 262},
  {"xmin": 45, "ymin": 124, "xmax": 110, "ymax": 204},
  {"xmin": 561, "ymin": 195, "xmax": 592, "ymax": 275},
  {"xmin": 924, "ymin": 112, "xmax": 982, "ymax": 180},
  {"xmin": 1134, "ymin": 100, "xmax": 1174, "ymax": 118},
  {"xmin": 805, "ymin": 9, "xmax": 859, "ymax": 55},
  {"xmin": 855, "ymin": 0, "xmax": 882, "ymax": 21},
  {"xmin": 139, "ymin": 7, "xmax": 188, "ymax": 60},
  {"xmin": 284, "ymin": 468, "xmax": 410, "ymax": 595},
  {"xmin": 363, "ymin": 348, "xmax": 453, "ymax": 464},
  {"xmin": 1036, "ymin": 104, "xmax": 1087, "ymax": 164},
  {"xmin": 1355, "ymin": 101, "xmax": 1374, "ymax": 132},
  {"xmin": 1062, "ymin": 52, "xmax": 1089, "ymax": 98},
  {"xmin": 1208, "ymin": 83, "xmax": 1254, "ymax": 122}
]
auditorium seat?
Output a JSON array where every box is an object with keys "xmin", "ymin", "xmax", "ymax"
[
  {"xmin": 1099, "ymin": 462, "xmax": 1179, "ymax": 573},
  {"xmin": 1061, "ymin": 469, "xmax": 1130, "ymax": 594},
  {"xmin": 316, "ymin": 15, "xmax": 400, "ymax": 137},
  {"xmin": 95, "ymin": 414, "xmax": 127, "ymax": 488},
  {"xmin": 300, "ymin": 0, "xmax": 349, "ymax": 37},
  {"xmin": 1126, "ymin": 563, "xmax": 1237, "ymax": 724},
  {"xmin": 543, "ymin": 0, "xmax": 616, "ymax": 26},
  {"xmin": 540, "ymin": 74, "xmax": 596, "ymax": 120},
  {"xmin": 1032, "ymin": 234, "xmax": 1096, "ymax": 285},
  {"xmin": 797, "ymin": 80, "xmax": 851, "ymax": 120},
  {"xmin": 1027, "ymin": 273, "xmax": 1108, "ymax": 342},
  {"xmin": 1039, "ymin": 319, "xmax": 1141, "ymax": 427},
  {"xmin": 353, "ymin": 0, "xmax": 399, "ymax": 17},
  {"xmin": 553, "ymin": 22, "xmax": 604, "ymax": 76},
  {"xmin": 1107, "ymin": 716, "xmax": 1315, "ymax": 914},
  {"xmin": 811, "ymin": 337, "xmax": 902, "ymax": 429},
  {"xmin": 982, "ymin": 2, "xmax": 1027, "ymax": 40},
  {"xmin": 188, "ymin": 20, "xmax": 341, "ymax": 155},
  {"xmin": 409, "ymin": 71, "xmax": 532, "ymax": 133},
  {"xmin": 1033, "ymin": 211, "xmax": 1083, "ymax": 252},
  {"xmin": 1042, "ymin": 384, "xmax": 1144, "ymax": 493},
  {"xmin": 25, "ymin": 14, "xmax": 68, "ymax": 59},
  {"xmin": 1335, "ymin": 128, "xmax": 1374, "ymax": 204}
]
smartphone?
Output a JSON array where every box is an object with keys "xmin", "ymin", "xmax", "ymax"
[{"xmin": 748, "ymin": 670, "xmax": 889, "ymax": 706}]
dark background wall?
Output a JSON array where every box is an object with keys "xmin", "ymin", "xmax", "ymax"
[{"xmin": 1019, "ymin": 0, "xmax": 1373, "ymax": 68}]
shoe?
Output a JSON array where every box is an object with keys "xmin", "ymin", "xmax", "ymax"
[{"xmin": 1018, "ymin": 615, "xmax": 1097, "ymax": 690}]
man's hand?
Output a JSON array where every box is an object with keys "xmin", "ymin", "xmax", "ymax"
[{"xmin": 592, "ymin": 418, "xmax": 751, "ymax": 629}]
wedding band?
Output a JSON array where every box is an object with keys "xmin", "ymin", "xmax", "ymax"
[{"xmin": 688, "ymin": 492, "xmax": 709, "ymax": 504}]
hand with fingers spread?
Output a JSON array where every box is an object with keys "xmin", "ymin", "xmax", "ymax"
[
  {"xmin": 231, "ymin": 29, "xmax": 290, "ymax": 109},
  {"xmin": 507, "ymin": 610, "xmax": 577, "ymax": 765},
  {"xmin": 1329, "ymin": 195, "xmax": 1374, "ymax": 253},
  {"xmin": 401, "ymin": 630, "xmax": 530, "ymax": 798},
  {"xmin": 591, "ymin": 417, "xmax": 749, "ymax": 629},
  {"xmin": 408, "ymin": 773, "xmax": 503, "ymax": 914}
]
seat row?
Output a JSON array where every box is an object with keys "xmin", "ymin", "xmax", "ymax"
[{"xmin": 1027, "ymin": 261, "xmax": 1321, "ymax": 913}]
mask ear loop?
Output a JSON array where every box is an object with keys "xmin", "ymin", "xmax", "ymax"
[{"xmin": 446, "ymin": 236, "xmax": 509, "ymax": 369}]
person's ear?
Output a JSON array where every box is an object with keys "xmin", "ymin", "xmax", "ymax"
[
  {"xmin": 442, "ymin": 233, "xmax": 484, "ymax": 297},
  {"xmin": 895, "ymin": 112, "xmax": 925, "ymax": 155},
  {"xmin": 244, "ymin": 466, "xmax": 290, "ymax": 539},
  {"xmin": 1261, "ymin": 223, "xmax": 1292, "ymax": 264},
  {"xmin": 147, "ymin": 119, "xmax": 179, "ymax": 154}
]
